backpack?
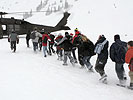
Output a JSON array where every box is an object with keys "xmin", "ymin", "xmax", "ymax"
[
  {"xmin": 88, "ymin": 40, "xmax": 95, "ymax": 56},
  {"xmin": 94, "ymin": 40, "xmax": 107, "ymax": 54},
  {"xmin": 79, "ymin": 34, "xmax": 88, "ymax": 42},
  {"xmin": 129, "ymin": 58, "xmax": 133, "ymax": 72},
  {"xmin": 43, "ymin": 36, "xmax": 48, "ymax": 44},
  {"xmin": 30, "ymin": 32, "xmax": 36, "ymax": 39},
  {"xmin": 116, "ymin": 43, "xmax": 127, "ymax": 63}
]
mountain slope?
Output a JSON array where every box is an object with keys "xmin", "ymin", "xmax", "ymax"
[{"xmin": 0, "ymin": 37, "xmax": 133, "ymax": 100}]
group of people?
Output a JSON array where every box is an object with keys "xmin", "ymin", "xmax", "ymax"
[{"xmin": 8, "ymin": 28, "xmax": 133, "ymax": 90}]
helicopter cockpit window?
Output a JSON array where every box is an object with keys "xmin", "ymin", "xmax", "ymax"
[{"xmin": 2, "ymin": 25, "xmax": 6, "ymax": 31}]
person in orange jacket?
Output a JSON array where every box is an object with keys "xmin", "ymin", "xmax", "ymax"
[{"xmin": 125, "ymin": 41, "xmax": 133, "ymax": 89}]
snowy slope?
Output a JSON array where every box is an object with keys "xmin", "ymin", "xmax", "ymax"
[
  {"xmin": 0, "ymin": 0, "xmax": 133, "ymax": 100},
  {"xmin": 0, "ymin": 37, "xmax": 133, "ymax": 100}
]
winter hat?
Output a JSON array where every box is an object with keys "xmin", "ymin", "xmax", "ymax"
[
  {"xmin": 99, "ymin": 34, "xmax": 104, "ymax": 38},
  {"xmin": 128, "ymin": 41, "xmax": 133, "ymax": 47},
  {"xmin": 65, "ymin": 32, "xmax": 69, "ymax": 36},
  {"xmin": 74, "ymin": 28, "xmax": 78, "ymax": 32},
  {"xmin": 114, "ymin": 34, "xmax": 120, "ymax": 41},
  {"xmin": 58, "ymin": 33, "xmax": 62, "ymax": 36},
  {"xmin": 34, "ymin": 27, "xmax": 37, "ymax": 31}
]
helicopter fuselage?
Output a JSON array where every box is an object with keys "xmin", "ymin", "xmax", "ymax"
[{"xmin": 0, "ymin": 12, "xmax": 71, "ymax": 39}]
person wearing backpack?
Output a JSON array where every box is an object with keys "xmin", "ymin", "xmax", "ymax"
[
  {"xmin": 31, "ymin": 28, "xmax": 42, "ymax": 52},
  {"xmin": 26, "ymin": 30, "xmax": 31, "ymax": 48},
  {"xmin": 71, "ymin": 28, "xmax": 79, "ymax": 63},
  {"xmin": 42, "ymin": 32, "xmax": 51, "ymax": 57},
  {"xmin": 125, "ymin": 41, "xmax": 133, "ymax": 89},
  {"xmin": 94, "ymin": 35, "xmax": 109, "ymax": 84},
  {"xmin": 110, "ymin": 34, "xmax": 127, "ymax": 86},
  {"xmin": 57, "ymin": 32, "xmax": 74, "ymax": 66}
]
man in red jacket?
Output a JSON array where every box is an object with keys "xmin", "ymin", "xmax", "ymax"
[
  {"xmin": 42, "ymin": 32, "xmax": 51, "ymax": 57},
  {"xmin": 125, "ymin": 41, "xmax": 133, "ymax": 89}
]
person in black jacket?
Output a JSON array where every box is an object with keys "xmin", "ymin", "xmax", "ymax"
[
  {"xmin": 57, "ymin": 32, "xmax": 74, "ymax": 66},
  {"xmin": 48, "ymin": 33, "xmax": 55, "ymax": 55},
  {"xmin": 70, "ymin": 33, "xmax": 78, "ymax": 63},
  {"xmin": 73, "ymin": 32, "xmax": 85, "ymax": 67},
  {"xmin": 78, "ymin": 35, "xmax": 95, "ymax": 72},
  {"xmin": 26, "ymin": 31, "xmax": 30, "ymax": 48},
  {"xmin": 94, "ymin": 35, "xmax": 109, "ymax": 83},
  {"xmin": 110, "ymin": 34, "xmax": 127, "ymax": 86}
]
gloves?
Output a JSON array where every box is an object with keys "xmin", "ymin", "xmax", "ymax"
[
  {"xmin": 54, "ymin": 43, "xmax": 57, "ymax": 46},
  {"xmin": 17, "ymin": 39, "xmax": 19, "ymax": 44},
  {"xmin": 8, "ymin": 38, "xmax": 10, "ymax": 42}
]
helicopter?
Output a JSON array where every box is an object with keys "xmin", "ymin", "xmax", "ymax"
[{"xmin": 0, "ymin": 11, "xmax": 71, "ymax": 39}]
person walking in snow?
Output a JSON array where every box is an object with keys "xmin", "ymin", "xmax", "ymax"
[
  {"xmin": 125, "ymin": 41, "xmax": 133, "ymax": 89},
  {"xmin": 72, "ymin": 29, "xmax": 84, "ymax": 66},
  {"xmin": 110, "ymin": 34, "xmax": 127, "ymax": 86},
  {"xmin": 55, "ymin": 33, "xmax": 64, "ymax": 60},
  {"xmin": 42, "ymin": 32, "xmax": 51, "ymax": 57},
  {"xmin": 78, "ymin": 34, "xmax": 95, "ymax": 72},
  {"xmin": 48, "ymin": 33, "xmax": 55, "ymax": 55},
  {"xmin": 70, "ymin": 33, "xmax": 78, "ymax": 63},
  {"xmin": 94, "ymin": 35, "xmax": 109, "ymax": 83},
  {"xmin": 31, "ymin": 28, "xmax": 42, "ymax": 52},
  {"xmin": 38, "ymin": 29, "xmax": 45, "ymax": 51},
  {"xmin": 26, "ymin": 30, "xmax": 31, "ymax": 48},
  {"xmin": 57, "ymin": 32, "xmax": 74, "ymax": 66},
  {"xmin": 8, "ymin": 30, "xmax": 19, "ymax": 52}
]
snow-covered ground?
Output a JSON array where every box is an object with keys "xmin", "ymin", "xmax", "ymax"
[
  {"xmin": 0, "ymin": 36, "xmax": 133, "ymax": 100},
  {"xmin": 0, "ymin": 0, "xmax": 133, "ymax": 100}
]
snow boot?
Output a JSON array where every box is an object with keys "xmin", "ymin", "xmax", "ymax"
[
  {"xmin": 99, "ymin": 74, "xmax": 107, "ymax": 81},
  {"xmin": 79, "ymin": 65, "xmax": 85, "ymax": 69},
  {"xmin": 127, "ymin": 83, "xmax": 133, "ymax": 90},
  {"xmin": 71, "ymin": 61, "xmax": 75, "ymax": 66},
  {"xmin": 102, "ymin": 77, "xmax": 107, "ymax": 84},
  {"xmin": 117, "ymin": 79, "xmax": 126, "ymax": 87},
  {"xmin": 86, "ymin": 66, "xmax": 94, "ymax": 72},
  {"xmin": 99, "ymin": 74, "xmax": 107, "ymax": 84},
  {"xmin": 63, "ymin": 63, "xmax": 68, "ymax": 66},
  {"xmin": 74, "ymin": 59, "xmax": 78, "ymax": 63}
]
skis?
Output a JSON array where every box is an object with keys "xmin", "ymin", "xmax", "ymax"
[{"xmin": 116, "ymin": 84, "xmax": 126, "ymax": 87}]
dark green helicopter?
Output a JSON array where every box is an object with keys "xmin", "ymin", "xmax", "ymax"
[{"xmin": 0, "ymin": 11, "xmax": 71, "ymax": 39}]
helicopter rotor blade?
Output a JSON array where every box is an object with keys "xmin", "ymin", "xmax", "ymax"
[{"xmin": 7, "ymin": 11, "xmax": 51, "ymax": 14}]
